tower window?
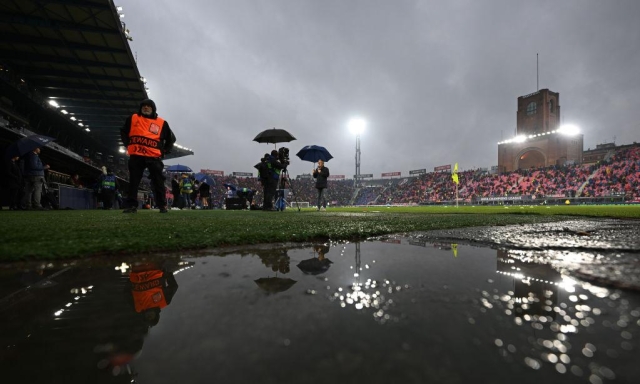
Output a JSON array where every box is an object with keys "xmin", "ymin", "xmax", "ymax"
[
  {"xmin": 549, "ymin": 99, "xmax": 555, "ymax": 113},
  {"xmin": 526, "ymin": 102, "xmax": 537, "ymax": 115}
]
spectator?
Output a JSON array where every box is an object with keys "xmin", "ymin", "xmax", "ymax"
[
  {"xmin": 21, "ymin": 147, "xmax": 49, "ymax": 210},
  {"xmin": 199, "ymin": 180, "xmax": 211, "ymax": 209}
]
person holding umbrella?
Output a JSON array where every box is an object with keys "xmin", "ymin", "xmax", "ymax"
[
  {"xmin": 296, "ymin": 145, "xmax": 333, "ymax": 211},
  {"xmin": 313, "ymin": 159, "xmax": 330, "ymax": 211},
  {"xmin": 22, "ymin": 147, "xmax": 50, "ymax": 210},
  {"xmin": 120, "ymin": 99, "xmax": 176, "ymax": 213}
]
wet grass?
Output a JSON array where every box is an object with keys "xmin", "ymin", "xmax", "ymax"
[{"xmin": 1, "ymin": 205, "xmax": 638, "ymax": 261}]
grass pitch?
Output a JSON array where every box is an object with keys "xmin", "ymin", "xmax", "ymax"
[{"xmin": 1, "ymin": 204, "xmax": 638, "ymax": 261}]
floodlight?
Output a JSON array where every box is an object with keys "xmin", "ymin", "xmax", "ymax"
[
  {"xmin": 514, "ymin": 135, "xmax": 527, "ymax": 143},
  {"xmin": 557, "ymin": 124, "xmax": 580, "ymax": 136},
  {"xmin": 348, "ymin": 118, "xmax": 366, "ymax": 135},
  {"xmin": 48, "ymin": 100, "xmax": 59, "ymax": 108}
]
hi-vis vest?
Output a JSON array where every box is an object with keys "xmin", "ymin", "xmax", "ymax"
[
  {"xmin": 130, "ymin": 269, "xmax": 168, "ymax": 313},
  {"xmin": 127, "ymin": 114, "xmax": 165, "ymax": 158},
  {"xmin": 102, "ymin": 174, "xmax": 116, "ymax": 190},
  {"xmin": 180, "ymin": 178, "xmax": 193, "ymax": 193},
  {"xmin": 267, "ymin": 160, "xmax": 280, "ymax": 179}
]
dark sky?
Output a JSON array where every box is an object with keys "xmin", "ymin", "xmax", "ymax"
[{"xmin": 121, "ymin": 0, "xmax": 640, "ymax": 178}]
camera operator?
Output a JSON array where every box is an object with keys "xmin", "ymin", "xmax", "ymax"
[{"xmin": 262, "ymin": 149, "xmax": 285, "ymax": 211}]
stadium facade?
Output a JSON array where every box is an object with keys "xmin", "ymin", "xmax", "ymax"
[{"xmin": 498, "ymin": 89, "xmax": 584, "ymax": 173}]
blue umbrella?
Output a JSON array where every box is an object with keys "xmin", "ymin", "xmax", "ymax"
[
  {"xmin": 223, "ymin": 183, "xmax": 237, "ymax": 191},
  {"xmin": 194, "ymin": 173, "xmax": 216, "ymax": 186},
  {"xmin": 5, "ymin": 134, "xmax": 55, "ymax": 159},
  {"xmin": 296, "ymin": 145, "xmax": 333, "ymax": 163},
  {"xmin": 166, "ymin": 164, "xmax": 192, "ymax": 172}
]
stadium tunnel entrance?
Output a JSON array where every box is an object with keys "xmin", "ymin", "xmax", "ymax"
[{"xmin": 517, "ymin": 148, "xmax": 545, "ymax": 169}]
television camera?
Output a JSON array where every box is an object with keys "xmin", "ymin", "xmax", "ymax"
[{"xmin": 278, "ymin": 147, "xmax": 290, "ymax": 167}]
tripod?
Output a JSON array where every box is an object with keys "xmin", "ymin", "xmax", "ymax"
[{"xmin": 275, "ymin": 168, "xmax": 301, "ymax": 212}]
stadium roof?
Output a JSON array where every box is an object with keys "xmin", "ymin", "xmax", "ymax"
[{"xmin": 0, "ymin": 0, "xmax": 193, "ymax": 159}]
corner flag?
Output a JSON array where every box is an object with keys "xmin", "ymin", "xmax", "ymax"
[{"xmin": 452, "ymin": 163, "xmax": 459, "ymax": 184}]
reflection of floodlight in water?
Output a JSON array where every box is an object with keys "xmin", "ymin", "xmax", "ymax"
[{"xmin": 557, "ymin": 124, "xmax": 580, "ymax": 136}]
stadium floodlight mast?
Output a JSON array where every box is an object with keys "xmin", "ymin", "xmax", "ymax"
[{"xmin": 348, "ymin": 118, "xmax": 366, "ymax": 187}]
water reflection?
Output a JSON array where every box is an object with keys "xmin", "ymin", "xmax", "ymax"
[
  {"xmin": 297, "ymin": 243, "xmax": 333, "ymax": 275},
  {"xmin": 1, "ymin": 240, "xmax": 638, "ymax": 383},
  {"xmin": 0, "ymin": 258, "xmax": 193, "ymax": 383},
  {"xmin": 326, "ymin": 241, "xmax": 410, "ymax": 324},
  {"xmin": 254, "ymin": 277, "xmax": 297, "ymax": 293},
  {"xmin": 255, "ymin": 248, "xmax": 291, "ymax": 274},
  {"xmin": 486, "ymin": 249, "xmax": 636, "ymax": 382},
  {"xmin": 496, "ymin": 250, "xmax": 560, "ymax": 319},
  {"xmin": 250, "ymin": 247, "xmax": 297, "ymax": 293}
]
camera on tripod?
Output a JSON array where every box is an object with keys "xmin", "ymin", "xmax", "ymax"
[{"xmin": 278, "ymin": 147, "xmax": 290, "ymax": 166}]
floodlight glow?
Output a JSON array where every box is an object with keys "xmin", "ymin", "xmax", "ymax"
[
  {"xmin": 78, "ymin": 123, "xmax": 84, "ymax": 127},
  {"xmin": 70, "ymin": 116, "xmax": 77, "ymax": 121},
  {"xmin": 513, "ymin": 135, "xmax": 527, "ymax": 143},
  {"xmin": 119, "ymin": 147, "xmax": 126, "ymax": 153},
  {"xmin": 60, "ymin": 109, "xmax": 68, "ymax": 114},
  {"xmin": 348, "ymin": 118, "xmax": 366, "ymax": 135},
  {"xmin": 48, "ymin": 100, "xmax": 59, "ymax": 108},
  {"xmin": 85, "ymin": 128, "xmax": 90, "ymax": 132},
  {"xmin": 557, "ymin": 124, "xmax": 580, "ymax": 136},
  {"xmin": 116, "ymin": 6, "xmax": 123, "ymax": 11}
]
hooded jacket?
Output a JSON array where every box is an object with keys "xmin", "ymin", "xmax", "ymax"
[{"xmin": 121, "ymin": 99, "xmax": 176, "ymax": 158}]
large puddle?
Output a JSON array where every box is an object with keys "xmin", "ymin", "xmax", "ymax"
[{"xmin": 1, "ymin": 237, "xmax": 639, "ymax": 383}]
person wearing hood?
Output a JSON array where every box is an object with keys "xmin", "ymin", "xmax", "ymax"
[{"xmin": 120, "ymin": 99, "xmax": 176, "ymax": 213}]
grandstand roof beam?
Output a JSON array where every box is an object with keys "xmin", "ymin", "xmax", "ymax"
[
  {"xmin": 36, "ymin": 80, "xmax": 142, "ymax": 93},
  {"xmin": 0, "ymin": 51, "xmax": 131, "ymax": 69},
  {"xmin": 14, "ymin": 0, "xmax": 113, "ymax": 11},
  {"xmin": 0, "ymin": 14, "xmax": 120, "ymax": 35},
  {"xmin": 0, "ymin": 33, "xmax": 127, "ymax": 54},
  {"xmin": 50, "ymin": 97, "xmax": 141, "ymax": 106},
  {"xmin": 16, "ymin": 66, "xmax": 138, "ymax": 81}
]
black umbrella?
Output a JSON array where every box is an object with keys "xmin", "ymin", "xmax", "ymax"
[
  {"xmin": 297, "ymin": 258, "xmax": 333, "ymax": 275},
  {"xmin": 253, "ymin": 128, "xmax": 296, "ymax": 147},
  {"xmin": 254, "ymin": 277, "xmax": 297, "ymax": 293},
  {"xmin": 4, "ymin": 134, "xmax": 55, "ymax": 159}
]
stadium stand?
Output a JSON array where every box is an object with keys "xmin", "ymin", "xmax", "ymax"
[{"xmin": 0, "ymin": 0, "xmax": 193, "ymax": 209}]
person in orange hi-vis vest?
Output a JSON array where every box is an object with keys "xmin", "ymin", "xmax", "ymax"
[
  {"xmin": 120, "ymin": 99, "xmax": 176, "ymax": 214},
  {"xmin": 129, "ymin": 262, "xmax": 179, "ymax": 326}
]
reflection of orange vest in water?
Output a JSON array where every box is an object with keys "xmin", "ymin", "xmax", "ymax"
[
  {"xmin": 130, "ymin": 269, "xmax": 168, "ymax": 313},
  {"xmin": 127, "ymin": 114, "xmax": 165, "ymax": 158}
]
